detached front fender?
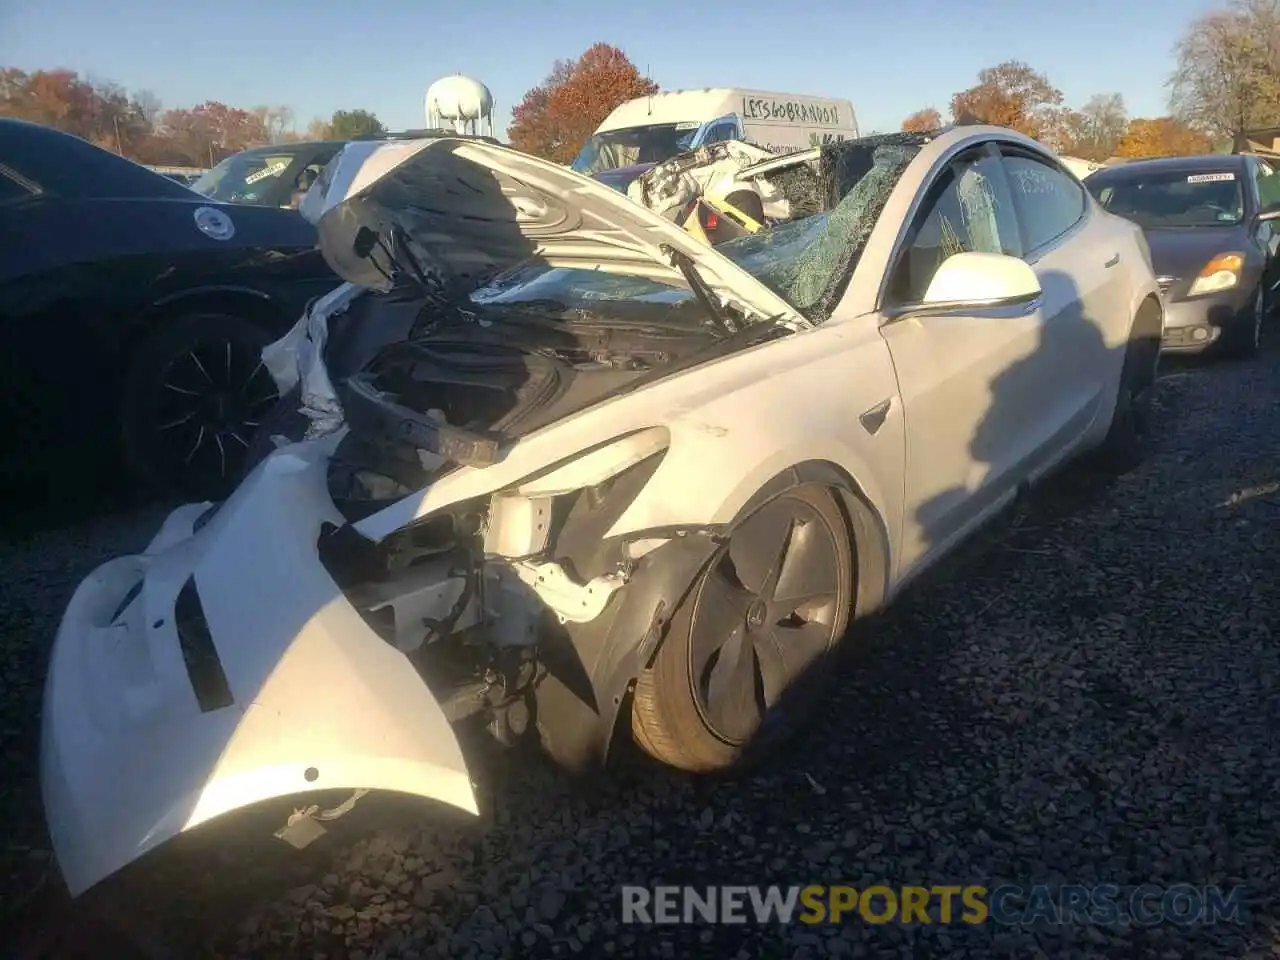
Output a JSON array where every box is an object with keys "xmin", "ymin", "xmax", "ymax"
[{"xmin": 41, "ymin": 444, "xmax": 476, "ymax": 897}]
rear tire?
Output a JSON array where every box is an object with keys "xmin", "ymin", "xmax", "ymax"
[
  {"xmin": 119, "ymin": 313, "xmax": 279, "ymax": 501},
  {"xmin": 631, "ymin": 484, "xmax": 853, "ymax": 774}
]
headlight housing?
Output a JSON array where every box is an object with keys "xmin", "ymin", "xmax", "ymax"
[{"xmin": 1187, "ymin": 252, "xmax": 1244, "ymax": 296}]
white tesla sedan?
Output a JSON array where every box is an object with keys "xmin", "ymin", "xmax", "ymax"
[{"xmin": 42, "ymin": 126, "xmax": 1163, "ymax": 897}]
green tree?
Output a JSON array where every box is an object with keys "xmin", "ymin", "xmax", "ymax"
[{"xmin": 328, "ymin": 108, "xmax": 386, "ymax": 140}]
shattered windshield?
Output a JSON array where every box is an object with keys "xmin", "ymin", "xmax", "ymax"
[
  {"xmin": 475, "ymin": 135, "xmax": 924, "ymax": 324},
  {"xmin": 571, "ymin": 123, "xmax": 702, "ymax": 175},
  {"xmin": 192, "ymin": 151, "xmax": 298, "ymax": 204},
  {"xmin": 1087, "ymin": 171, "xmax": 1245, "ymax": 227}
]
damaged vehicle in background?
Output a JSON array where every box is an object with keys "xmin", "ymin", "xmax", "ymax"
[
  {"xmin": 621, "ymin": 139, "xmax": 833, "ymax": 245},
  {"xmin": 42, "ymin": 127, "xmax": 1165, "ymax": 898}
]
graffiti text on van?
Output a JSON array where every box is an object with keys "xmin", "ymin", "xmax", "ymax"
[
  {"xmin": 808, "ymin": 133, "xmax": 849, "ymax": 147},
  {"xmin": 742, "ymin": 97, "xmax": 843, "ymax": 127}
]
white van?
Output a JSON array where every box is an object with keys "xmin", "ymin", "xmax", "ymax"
[{"xmin": 571, "ymin": 88, "xmax": 858, "ymax": 188}]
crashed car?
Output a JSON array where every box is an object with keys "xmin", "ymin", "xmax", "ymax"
[
  {"xmin": 43, "ymin": 127, "xmax": 1165, "ymax": 897},
  {"xmin": 622, "ymin": 139, "xmax": 874, "ymax": 247},
  {"xmin": 624, "ymin": 139, "xmax": 801, "ymax": 239}
]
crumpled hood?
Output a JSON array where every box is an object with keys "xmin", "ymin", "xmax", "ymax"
[{"xmin": 298, "ymin": 137, "xmax": 808, "ymax": 327}]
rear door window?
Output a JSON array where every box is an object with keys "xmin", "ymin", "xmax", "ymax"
[{"xmin": 999, "ymin": 150, "xmax": 1087, "ymax": 253}]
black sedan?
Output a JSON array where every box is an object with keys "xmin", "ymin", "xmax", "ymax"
[
  {"xmin": 190, "ymin": 132, "xmax": 505, "ymax": 209},
  {"xmin": 1085, "ymin": 153, "xmax": 1280, "ymax": 358},
  {"xmin": 0, "ymin": 118, "xmax": 339, "ymax": 505}
]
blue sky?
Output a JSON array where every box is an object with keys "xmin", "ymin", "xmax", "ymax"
[{"xmin": 3, "ymin": 0, "xmax": 1213, "ymax": 138}]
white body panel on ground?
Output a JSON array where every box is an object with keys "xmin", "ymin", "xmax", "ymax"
[{"xmin": 41, "ymin": 442, "xmax": 476, "ymax": 897}]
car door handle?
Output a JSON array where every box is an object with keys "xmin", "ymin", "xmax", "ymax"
[{"xmin": 1104, "ymin": 253, "xmax": 1120, "ymax": 268}]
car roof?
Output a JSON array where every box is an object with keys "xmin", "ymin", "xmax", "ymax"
[
  {"xmin": 0, "ymin": 117, "xmax": 202, "ymax": 200},
  {"xmin": 1090, "ymin": 154, "xmax": 1245, "ymax": 180},
  {"xmin": 230, "ymin": 140, "xmax": 348, "ymax": 158}
]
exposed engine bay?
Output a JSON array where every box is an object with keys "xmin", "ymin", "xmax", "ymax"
[
  {"xmin": 255, "ymin": 134, "xmax": 916, "ymax": 762},
  {"xmin": 272, "ymin": 286, "xmax": 791, "ymax": 763}
]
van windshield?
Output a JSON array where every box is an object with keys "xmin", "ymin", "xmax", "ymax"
[{"xmin": 571, "ymin": 123, "xmax": 702, "ymax": 175}]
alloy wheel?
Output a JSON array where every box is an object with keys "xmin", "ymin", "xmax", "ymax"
[
  {"xmin": 685, "ymin": 495, "xmax": 846, "ymax": 745},
  {"xmin": 149, "ymin": 335, "xmax": 279, "ymax": 492}
]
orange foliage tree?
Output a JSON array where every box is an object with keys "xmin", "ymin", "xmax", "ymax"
[
  {"xmin": 509, "ymin": 43, "xmax": 658, "ymax": 163},
  {"xmin": 1114, "ymin": 117, "xmax": 1213, "ymax": 159},
  {"xmin": 949, "ymin": 60, "xmax": 1064, "ymax": 140},
  {"xmin": 160, "ymin": 101, "xmax": 270, "ymax": 166},
  {"xmin": 901, "ymin": 107, "xmax": 942, "ymax": 132},
  {"xmin": 0, "ymin": 65, "xmax": 346, "ymax": 165}
]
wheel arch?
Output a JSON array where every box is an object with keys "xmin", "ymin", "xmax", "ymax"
[
  {"xmin": 627, "ymin": 458, "xmax": 893, "ymax": 676},
  {"xmin": 698, "ymin": 459, "xmax": 891, "ymax": 628},
  {"xmin": 578, "ymin": 460, "xmax": 891, "ymax": 770},
  {"xmin": 1131, "ymin": 292, "xmax": 1163, "ymax": 342},
  {"xmin": 123, "ymin": 285, "xmax": 288, "ymax": 358}
]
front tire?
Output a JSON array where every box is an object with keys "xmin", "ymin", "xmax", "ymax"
[
  {"xmin": 631, "ymin": 484, "xmax": 854, "ymax": 774},
  {"xmin": 120, "ymin": 313, "xmax": 280, "ymax": 501},
  {"xmin": 1096, "ymin": 319, "xmax": 1160, "ymax": 474}
]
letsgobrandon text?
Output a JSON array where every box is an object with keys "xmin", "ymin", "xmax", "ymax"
[{"xmin": 620, "ymin": 884, "xmax": 1248, "ymax": 926}]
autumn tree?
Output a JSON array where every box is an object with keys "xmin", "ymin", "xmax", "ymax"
[
  {"xmin": 1057, "ymin": 93, "xmax": 1128, "ymax": 161},
  {"xmin": 1170, "ymin": 0, "xmax": 1280, "ymax": 140},
  {"xmin": 901, "ymin": 107, "xmax": 942, "ymax": 132},
  {"xmin": 161, "ymin": 101, "xmax": 268, "ymax": 166},
  {"xmin": 1114, "ymin": 117, "xmax": 1213, "ymax": 159},
  {"xmin": 510, "ymin": 43, "xmax": 658, "ymax": 163},
  {"xmin": 329, "ymin": 109, "xmax": 385, "ymax": 140},
  {"xmin": 0, "ymin": 68, "xmax": 100, "ymax": 138},
  {"xmin": 0, "ymin": 64, "xmax": 351, "ymax": 165},
  {"xmin": 0, "ymin": 68, "xmax": 174, "ymax": 160},
  {"xmin": 949, "ymin": 60, "xmax": 1064, "ymax": 141}
]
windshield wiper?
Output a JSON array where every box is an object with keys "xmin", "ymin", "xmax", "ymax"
[{"xmin": 661, "ymin": 244, "xmax": 739, "ymax": 337}]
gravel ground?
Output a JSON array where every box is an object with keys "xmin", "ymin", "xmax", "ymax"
[{"xmin": 1, "ymin": 342, "xmax": 1277, "ymax": 959}]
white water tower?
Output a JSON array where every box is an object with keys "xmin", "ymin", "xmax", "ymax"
[{"xmin": 426, "ymin": 75, "xmax": 495, "ymax": 137}]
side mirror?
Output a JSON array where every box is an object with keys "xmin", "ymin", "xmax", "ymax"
[
  {"xmin": 921, "ymin": 251, "xmax": 1042, "ymax": 309},
  {"xmin": 1256, "ymin": 201, "xmax": 1280, "ymax": 223}
]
